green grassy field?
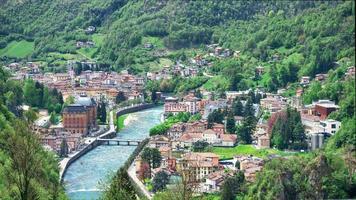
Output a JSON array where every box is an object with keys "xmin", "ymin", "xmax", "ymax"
[
  {"xmin": 92, "ymin": 33, "xmax": 105, "ymax": 46},
  {"xmin": 146, "ymin": 57, "xmax": 174, "ymax": 72},
  {"xmin": 47, "ymin": 52, "xmax": 84, "ymax": 60},
  {"xmin": 117, "ymin": 114, "xmax": 128, "ymax": 131},
  {"xmin": 142, "ymin": 36, "xmax": 165, "ymax": 48},
  {"xmin": 202, "ymin": 75, "xmax": 229, "ymax": 91},
  {"xmin": 211, "ymin": 144, "xmax": 296, "ymax": 159},
  {"xmin": 0, "ymin": 40, "xmax": 34, "ymax": 58},
  {"xmin": 76, "ymin": 33, "xmax": 105, "ymax": 59}
]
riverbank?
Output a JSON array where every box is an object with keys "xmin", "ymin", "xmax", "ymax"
[
  {"xmin": 63, "ymin": 106, "xmax": 163, "ymax": 199},
  {"xmin": 60, "ymin": 103, "xmax": 156, "ymax": 182},
  {"xmin": 117, "ymin": 114, "xmax": 128, "ymax": 130}
]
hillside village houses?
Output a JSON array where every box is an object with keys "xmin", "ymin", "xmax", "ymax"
[
  {"xmin": 4, "ymin": 46, "xmax": 350, "ymax": 196},
  {"xmin": 9, "ymin": 61, "xmax": 147, "ymax": 155},
  {"xmin": 32, "ymin": 95, "xmax": 98, "ymax": 154},
  {"xmin": 9, "ymin": 62, "xmax": 146, "ymax": 104}
]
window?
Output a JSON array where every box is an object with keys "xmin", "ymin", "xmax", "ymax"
[{"xmin": 331, "ymin": 124, "xmax": 336, "ymax": 129}]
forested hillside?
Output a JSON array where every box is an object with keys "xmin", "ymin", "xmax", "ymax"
[
  {"xmin": 1, "ymin": 1, "xmax": 354, "ymax": 77},
  {"xmin": 0, "ymin": 67, "xmax": 67, "ymax": 199}
]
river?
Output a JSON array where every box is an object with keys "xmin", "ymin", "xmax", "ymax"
[{"xmin": 63, "ymin": 106, "xmax": 163, "ymax": 200}]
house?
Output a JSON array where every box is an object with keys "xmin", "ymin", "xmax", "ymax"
[
  {"xmin": 148, "ymin": 135, "xmax": 170, "ymax": 148},
  {"xmin": 214, "ymin": 47, "xmax": 223, "ymax": 56},
  {"xmin": 202, "ymin": 129, "xmax": 220, "ymax": 144},
  {"xmin": 85, "ymin": 26, "xmax": 96, "ymax": 34},
  {"xmin": 76, "ymin": 41, "xmax": 95, "ymax": 48},
  {"xmin": 315, "ymin": 74, "xmax": 327, "ymax": 81},
  {"xmin": 260, "ymin": 95, "xmax": 287, "ymax": 113},
  {"xmin": 235, "ymin": 156, "xmax": 264, "ymax": 182},
  {"xmin": 314, "ymin": 100, "xmax": 339, "ymax": 120},
  {"xmin": 300, "ymin": 76, "xmax": 310, "ymax": 85},
  {"xmin": 164, "ymin": 97, "xmax": 187, "ymax": 115},
  {"xmin": 185, "ymin": 120, "xmax": 208, "ymax": 134},
  {"xmin": 220, "ymin": 134, "xmax": 237, "ymax": 147},
  {"xmin": 183, "ymin": 95, "xmax": 201, "ymax": 114},
  {"xmin": 319, "ymin": 119, "xmax": 341, "ymax": 135},
  {"xmin": 144, "ymin": 43, "xmax": 153, "ymax": 49},
  {"xmin": 233, "ymin": 50, "xmax": 241, "ymax": 57},
  {"xmin": 296, "ymin": 88, "xmax": 303, "ymax": 97},
  {"xmin": 244, "ymin": 166, "xmax": 263, "ymax": 182},
  {"xmin": 62, "ymin": 96, "xmax": 97, "ymax": 136},
  {"xmin": 167, "ymin": 122, "xmax": 186, "ymax": 140},
  {"xmin": 301, "ymin": 114, "xmax": 322, "ymax": 135},
  {"xmin": 222, "ymin": 49, "xmax": 231, "ymax": 57},
  {"xmin": 174, "ymin": 133, "xmax": 203, "ymax": 149},
  {"xmin": 159, "ymin": 146, "xmax": 172, "ymax": 158},
  {"xmin": 135, "ymin": 157, "xmax": 150, "ymax": 180},
  {"xmin": 178, "ymin": 152, "xmax": 220, "ymax": 181},
  {"xmin": 212, "ymin": 123, "xmax": 225, "ymax": 136},
  {"xmin": 204, "ymin": 170, "xmax": 234, "ymax": 192},
  {"xmin": 257, "ymin": 135, "xmax": 270, "ymax": 149}
]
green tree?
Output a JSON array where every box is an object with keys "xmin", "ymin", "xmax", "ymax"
[
  {"xmin": 233, "ymin": 98, "xmax": 244, "ymax": 116},
  {"xmin": 237, "ymin": 116, "xmax": 256, "ymax": 144},
  {"xmin": 271, "ymin": 107, "xmax": 307, "ymax": 150},
  {"xmin": 267, "ymin": 64, "xmax": 279, "ymax": 92},
  {"xmin": 141, "ymin": 148, "xmax": 162, "ymax": 178},
  {"xmin": 49, "ymin": 112, "xmax": 57, "ymax": 125},
  {"xmin": 221, "ymin": 171, "xmax": 245, "ymax": 200},
  {"xmin": 192, "ymin": 140, "xmax": 209, "ymax": 152},
  {"xmin": 152, "ymin": 171, "xmax": 170, "ymax": 192},
  {"xmin": 243, "ymin": 98, "xmax": 255, "ymax": 118},
  {"xmin": 102, "ymin": 167, "xmax": 136, "ymax": 200},
  {"xmin": 23, "ymin": 79, "xmax": 40, "ymax": 107},
  {"xmin": 60, "ymin": 138, "xmax": 68, "ymax": 157},
  {"xmin": 24, "ymin": 108, "xmax": 38, "ymax": 124},
  {"xmin": 207, "ymin": 109, "xmax": 224, "ymax": 128},
  {"xmin": 226, "ymin": 112, "xmax": 236, "ymax": 134},
  {"xmin": 116, "ymin": 91, "xmax": 126, "ymax": 104}
]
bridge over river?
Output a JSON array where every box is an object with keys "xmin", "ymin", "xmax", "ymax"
[
  {"xmin": 62, "ymin": 106, "xmax": 163, "ymax": 200},
  {"xmin": 97, "ymin": 138, "xmax": 143, "ymax": 146}
]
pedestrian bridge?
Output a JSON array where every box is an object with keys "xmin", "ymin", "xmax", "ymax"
[{"xmin": 97, "ymin": 138, "xmax": 143, "ymax": 146}]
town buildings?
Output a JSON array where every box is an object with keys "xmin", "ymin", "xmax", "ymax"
[
  {"xmin": 177, "ymin": 152, "xmax": 220, "ymax": 181},
  {"xmin": 164, "ymin": 95, "xmax": 201, "ymax": 116},
  {"xmin": 62, "ymin": 96, "xmax": 97, "ymax": 136}
]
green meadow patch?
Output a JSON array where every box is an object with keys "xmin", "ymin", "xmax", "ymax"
[
  {"xmin": 0, "ymin": 40, "xmax": 34, "ymax": 58},
  {"xmin": 211, "ymin": 144, "xmax": 297, "ymax": 159}
]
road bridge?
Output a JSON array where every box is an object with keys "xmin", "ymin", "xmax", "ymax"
[{"xmin": 97, "ymin": 138, "xmax": 143, "ymax": 146}]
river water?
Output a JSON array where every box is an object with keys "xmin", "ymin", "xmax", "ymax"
[{"xmin": 63, "ymin": 106, "xmax": 163, "ymax": 200}]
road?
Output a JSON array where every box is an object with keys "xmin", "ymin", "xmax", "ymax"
[{"xmin": 128, "ymin": 162, "xmax": 153, "ymax": 199}]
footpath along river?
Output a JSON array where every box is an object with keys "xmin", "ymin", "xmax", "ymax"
[{"xmin": 63, "ymin": 106, "xmax": 163, "ymax": 200}]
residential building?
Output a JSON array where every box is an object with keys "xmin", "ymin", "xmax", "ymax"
[
  {"xmin": 300, "ymin": 76, "xmax": 310, "ymax": 85},
  {"xmin": 319, "ymin": 119, "xmax": 341, "ymax": 135},
  {"xmin": 314, "ymin": 100, "xmax": 339, "ymax": 120},
  {"xmin": 204, "ymin": 170, "xmax": 234, "ymax": 193},
  {"xmin": 178, "ymin": 152, "xmax": 220, "ymax": 181},
  {"xmin": 62, "ymin": 96, "xmax": 97, "ymax": 136},
  {"xmin": 257, "ymin": 135, "xmax": 270, "ymax": 149}
]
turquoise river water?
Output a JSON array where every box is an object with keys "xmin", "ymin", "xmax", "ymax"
[{"xmin": 63, "ymin": 106, "xmax": 163, "ymax": 200}]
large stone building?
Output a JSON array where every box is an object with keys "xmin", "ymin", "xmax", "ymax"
[
  {"xmin": 62, "ymin": 96, "xmax": 97, "ymax": 136},
  {"xmin": 177, "ymin": 152, "xmax": 220, "ymax": 181}
]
